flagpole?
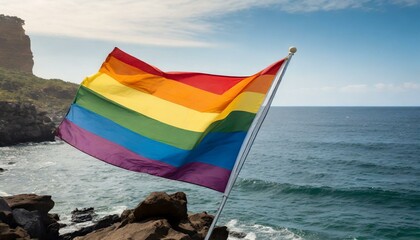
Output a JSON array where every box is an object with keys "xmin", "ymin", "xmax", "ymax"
[{"xmin": 204, "ymin": 47, "xmax": 297, "ymax": 240}]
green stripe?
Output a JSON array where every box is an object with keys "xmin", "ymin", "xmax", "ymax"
[{"xmin": 75, "ymin": 86, "xmax": 256, "ymax": 150}]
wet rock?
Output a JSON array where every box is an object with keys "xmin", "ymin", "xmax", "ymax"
[
  {"xmin": 71, "ymin": 207, "xmax": 96, "ymax": 223},
  {"xmin": 211, "ymin": 226, "xmax": 229, "ymax": 240},
  {"xmin": 230, "ymin": 230, "xmax": 247, "ymax": 238},
  {"xmin": 60, "ymin": 214, "xmax": 121, "ymax": 240}
]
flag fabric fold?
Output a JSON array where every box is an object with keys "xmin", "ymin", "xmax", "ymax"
[{"xmin": 57, "ymin": 47, "xmax": 285, "ymax": 192}]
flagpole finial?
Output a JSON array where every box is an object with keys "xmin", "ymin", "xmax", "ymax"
[{"xmin": 289, "ymin": 46, "xmax": 297, "ymax": 54}]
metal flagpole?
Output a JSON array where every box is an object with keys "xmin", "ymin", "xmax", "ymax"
[{"xmin": 204, "ymin": 47, "xmax": 297, "ymax": 240}]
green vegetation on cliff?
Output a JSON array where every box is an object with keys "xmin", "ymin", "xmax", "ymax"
[{"xmin": 0, "ymin": 67, "xmax": 78, "ymax": 117}]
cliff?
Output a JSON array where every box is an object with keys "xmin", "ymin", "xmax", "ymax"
[
  {"xmin": 0, "ymin": 101, "xmax": 56, "ymax": 146},
  {"xmin": 0, "ymin": 14, "xmax": 34, "ymax": 74},
  {"xmin": 0, "ymin": 14, "xmax": 78, "ymax": 146},
  {"xmin": 0, "ymin": 67, "xmax": 78, "ymax": 122}
]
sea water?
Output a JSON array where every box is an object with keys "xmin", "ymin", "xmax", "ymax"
[{"xmin": 1, "ymin": 107, "xmax": 419, "ymax": 240}]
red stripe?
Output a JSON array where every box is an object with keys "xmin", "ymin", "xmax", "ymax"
[{"xmin": 109, "ymin": 47, "xmax": 283, "ymax": 95}]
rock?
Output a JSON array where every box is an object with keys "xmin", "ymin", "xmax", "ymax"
[
  {"xmin": 120, "ymin": 209, "xmax": 135, "ymax": 225},
  {"xmin": 0, "ymin": 101, "xmax": 56, "ymax": 146},
  {"xmin": 210, "ymin": 226, "xmax": 229, "ymax": 240},
  {"xmin": 230, "ymin": 230, "xmax": 247, "ymax": 238},
  {"xmin": 71, "ymin": 207, "xmax": 96, "ymax": 223},
  {"xmin": 60, "ymin": 214, "xmax": 121, "ymax": 240},
  {"xmin": 62, "ymin": 192, "xmax": 228, "ymax": 240},
  {"xmin": 94, "ymin": 214, "xmax": 120, "ymax": 230},
  {"xmin": 133, "ymin": 192, "xmax": 188, "ymax": 224},
  {"xmin": 0, "ymin": 198, "xmax": 15, "ymax": 226},
  {"xmin": 188, "ymin": 212, "xmax": 214, "ymax": 230},
  {"xmin": 0, "ymin": 222, "xmax": 30, "ymax": 240},
  {"xmin": 4, "ymin": 194, "xmax": 54, "ymax": 214},
  {"xmin": 0, "ymin": 168, "xmax": 6, "ymax": 172},
  {"xmin": 3, "ymin": 194, "xmax": 59, "ymax": 239},
  {"xmin": 12, "ymin": 208, "xmax": 46, "ymax": 239},
  {"xmin": 75, "ymin": 219, "xmax": 191, "ymax": 240},
  {"xmin": 0, "ymin": 14, "xmax": 34, "ymax": 74}
]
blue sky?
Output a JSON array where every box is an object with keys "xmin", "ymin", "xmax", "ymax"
[{"xmin": 2, "ymin": 0, "xmax": 420, "ymax": 106}]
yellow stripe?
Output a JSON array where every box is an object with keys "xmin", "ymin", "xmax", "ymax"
[{"xmin": 82, "ymin": 73, "xmax": 265, "ymax": 132}]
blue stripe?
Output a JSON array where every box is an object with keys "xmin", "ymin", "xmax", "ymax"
[{"xmin": 66, "ymin": 104, "xmax": 247, "ymax": 170}]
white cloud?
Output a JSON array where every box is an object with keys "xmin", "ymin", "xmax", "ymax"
[
  {"xmin": 2, "ymin": 0, "xmax": 419, "ymax": 47},
  {"xmin": 297, "ymin": 82, "xmax": 419, "ymax": 94},
  {"xmin": 375, "ymin": 82, "xmax": 420, "ymax": 91},
  {"xmin": 340, "ymin": 84, "xmax": 369, "ymax": 93}
]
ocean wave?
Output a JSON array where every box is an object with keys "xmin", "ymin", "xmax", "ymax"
[
  {"xmin": 302, "ymin": 141, "xmax": 419, "ymax": 151},
  {"xmin": 226, "ymin": 219, "xmax": 303, "ymax": 240},
  {"xmin": 235, "ymin": 178, "xmax": 420, "ymax": 206}
]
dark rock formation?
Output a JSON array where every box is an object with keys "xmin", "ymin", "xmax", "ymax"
[
  {"xmin": 0, "ymin": 101, "xmax": 56, "ymax": 146},
  {"xmin": 70, "ymin": 207, "xmax": 96, "ymax": 223},
  {"xmin": 1, "ymin": 194, "xmax": 60, "ymax": 240},
  {"xmin": 72, "ymin": 192, "xmax": 228, "ymax": 240},
  {"xmin": 0, "ymin": 14, "xmax": 34, "ymax": 74},
  {"xmin": 60, "ymin": 214, "xmax": 121, "ymax": 240}
]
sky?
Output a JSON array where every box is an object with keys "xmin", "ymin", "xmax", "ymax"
[{"xmin": 2, "ymin": 0, "xmax": 420, "ymax": 106}]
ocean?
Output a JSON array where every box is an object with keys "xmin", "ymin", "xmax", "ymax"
[{"xmin": 1, "ymin": 107, "xmax": 419, "ymax": 239}]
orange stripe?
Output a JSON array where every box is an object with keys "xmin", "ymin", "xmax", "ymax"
[{"xmin": 99, "ymin": 56, "xmax": 276, "ymax": 112}]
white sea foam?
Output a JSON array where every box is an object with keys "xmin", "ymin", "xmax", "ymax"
[
  {"xmin": 97, "ymin": 205, "xmax": 127, "ymax": 217},
  {"xmin": 226, "ymin": 219, "xmax": 304, "ymax": 240},
  {"xmin": 58, "ymin": 205, "xmax": 128, "ymax": 235}
]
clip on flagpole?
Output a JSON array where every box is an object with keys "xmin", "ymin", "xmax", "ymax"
[{"xmin": 204, "ymin": 46, "xmax": 297, "ymax": 240}]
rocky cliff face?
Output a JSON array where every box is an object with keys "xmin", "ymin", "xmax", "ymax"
[
  {"xmin": 0, "ymin": 14, "xmax": 34, "ymax": 74},
  {"xmin": 0, "ymin": 101, "xmax": 56, "ymax": 146}
]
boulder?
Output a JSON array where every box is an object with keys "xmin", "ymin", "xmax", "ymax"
[
  {"xmin": 71, "ymin": 207, "xmax": 96, "ymax": 223},
  {"xmin": 0, "ymin": 198, "xmax": 15, "ymax": 226},
  {"xmin": 12, "ymin": 208, "xmax": 46, "ymax": 239},
  {"xmin": 4, "ymin": 194, "xmax": 54, "ymax": 213},
  {"xmin": 3, "ymin": 194, "xmax": 59, "ymax": 240},
  {"xmin": 188, "ymin": 212, "xmax": 213, "ymax": 230},
  {"xmin": 133, "ymin": 192, "xmax": 188, "ymax": 224},
  {"xmin": 230, "ymin": 230, "xmax": 247, "ymax": 238}
]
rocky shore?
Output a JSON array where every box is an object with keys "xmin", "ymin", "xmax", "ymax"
[
  {"xmin": 0, "ymin": 192, "xmax": 230, "ymax": 240},
  {"xmin": 0, "ymin": 101, "xmax": 56, "ymax": 147}
]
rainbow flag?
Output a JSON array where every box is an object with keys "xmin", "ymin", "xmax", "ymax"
[{"xmin": 57, "ymin": 48, "xmax": 285, "ymax": 192}]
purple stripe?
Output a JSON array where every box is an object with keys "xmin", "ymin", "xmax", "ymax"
[{"xmin": 57, "ymin": 119, "xmax": 230, "ymax": 192}]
